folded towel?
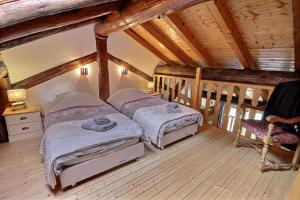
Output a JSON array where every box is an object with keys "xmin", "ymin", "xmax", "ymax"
[
  {"xmin": 81, "ymin": 118, "xmax": 117, "ymax": 132},
  {"xmin": 166, "ymin": 103, "xmax": 182, "ymax": 113},
  {"xmin": 94, "ymin": 115, "xmax": 111, "ymax": 125}
]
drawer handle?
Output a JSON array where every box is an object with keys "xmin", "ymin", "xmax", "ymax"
[
  {"xmin": 22, "ymin": 127, "xmax": 29, "ymax": 130},
  {"xmin": 20, "ymin": 117, "xmax": 27, "ymax": 120}
]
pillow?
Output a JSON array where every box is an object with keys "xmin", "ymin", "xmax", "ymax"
[
  {"xmin": 107, "ymin": 88, "xmax": 148, "ymax": 111},
  {"xmin": 42, "ymin": 91, "xmax": 104, "ymax": 115}
]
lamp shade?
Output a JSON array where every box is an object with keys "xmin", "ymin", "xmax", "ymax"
[{"xmin": 7, "ymin": 89, "xmax": 27, "ymax": 102}]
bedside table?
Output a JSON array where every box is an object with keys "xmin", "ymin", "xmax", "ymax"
[{"xmin": 2, "ymin": 105, "xmax": 43, "ymax": 142}]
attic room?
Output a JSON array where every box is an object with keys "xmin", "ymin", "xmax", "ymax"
[{"xmin": 0, "ymin": 0, "xmax": 300, "ymax": 199}]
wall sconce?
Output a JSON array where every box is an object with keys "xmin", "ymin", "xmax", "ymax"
[
  {"xmin": 80, "ymin": 67, "xmax": 88, "ymax": 75},
  {"xmin": 121, "ymin": 68, "xmax": 128, "ymax": 75}
]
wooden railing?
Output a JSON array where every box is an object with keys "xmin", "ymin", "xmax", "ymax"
[
  {"xmin": 154, "ymin": 72, "xmax": 275, "ymax": 135},
  {"xmin": 153, "ymin": 74, "xmax": 196, "ymax": 107},
  {"xmin": 195, "ymin": 80, "xmax": 274, "ymax": 135}
]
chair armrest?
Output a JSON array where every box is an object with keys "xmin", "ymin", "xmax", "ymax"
[
  {"xmin": 266, "ymin": 115, "xmax": 300, "ymax": 124},
  {"xmin": 239, "ymin": 103, "xmax": 266, "ymax": 111}
]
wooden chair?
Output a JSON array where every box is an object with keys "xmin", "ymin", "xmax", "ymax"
[{"xmin": 235, "ymin": 81, "xmax": 300, "ymax": 171}]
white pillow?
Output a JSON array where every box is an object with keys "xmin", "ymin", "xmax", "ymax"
[
  {"xmin": 42, "ymin": 91, "xmax": 104, "ymax": 115},
  {"xmin": 107, "ymin": 88, "xmax": 148, "ymax": 111}
]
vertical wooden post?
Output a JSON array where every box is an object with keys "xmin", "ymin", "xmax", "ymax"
[
  {"xmin": 293, "ymin": 0, "xmax": 300, "ymax": 72},
  {"xmin": 191, "ymin": 67, "xmax": 201, "ymax": 109},
  {"xmin": 95, "ymin": 33, "xmax": 110, "ymax": 101}
]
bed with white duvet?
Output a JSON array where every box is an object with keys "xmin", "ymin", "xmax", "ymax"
[
  {"xmin": 107, "ymin": 88, "xmax": 203, "ymax": 149},
  {"xmin": 40, "ymin": 91, "xmax": 144, "ymax": 189}
]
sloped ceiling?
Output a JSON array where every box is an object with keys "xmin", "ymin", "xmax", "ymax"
[{"xmin": 126, "ymin": 0, "xmax": 294, "ymax": 71}]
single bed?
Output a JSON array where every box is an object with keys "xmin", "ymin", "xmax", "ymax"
[
  {"xmin": 40, "ymin": 91, "xmax": 144, "ymax": 189},
  {"xmin": 107, "ymin": 88, "xmax": 203, "ymax": 149}
]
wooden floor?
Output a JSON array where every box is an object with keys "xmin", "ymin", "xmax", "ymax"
[{"xmin": 0, "ymin": 127, "xmax": 297, "ymax": 200}]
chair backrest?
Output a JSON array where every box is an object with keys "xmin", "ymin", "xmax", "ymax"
[{"xmin": 263, "ymin": 80, "xmax": 300, "ymax": 135}]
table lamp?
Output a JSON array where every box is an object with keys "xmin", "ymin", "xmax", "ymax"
[
  {"xmin": 147, "ymin": 81, "xmax": 154, "ymax": 93},
  {"xmin": 7, "ymin": 89, "xmax": 27, "ymax": 110}
]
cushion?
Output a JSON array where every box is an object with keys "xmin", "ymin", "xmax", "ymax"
[{"xmin": 241, "ymin": 119, "xmax": 300, "ymax": 144}]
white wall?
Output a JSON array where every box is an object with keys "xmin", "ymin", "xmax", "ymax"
[{"xmin": 1, "ymin": 24, "xmax": 160, "ymax": 105}]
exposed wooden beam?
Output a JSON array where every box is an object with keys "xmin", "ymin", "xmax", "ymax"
[
  {"xmin": 124, "ymin": 28, "xmax": 176, "ymax": 66},
  {"xmin": 0, "ymin": 18, "xmax": 100, "ymax": 51},
  {"xmin": 96, "ymin": 34, "xmax": 110, "ymax": 101},
  {"xmin": 0, "ymin": 0, "xmax": 118, "ymax": 28},
  {"xmin": 293, "ymin": 0, "xmax": 300, "ymax": 72},
  {"xmin": 108, "ymin": 53, "xmax": 153, "ymax": 82},
  {"xmin": 142, "ymin": 21, "xmax": 197, "ymax": 67},
  {"xmin": 94, "ymin": 0, "xmax": 210, "ymax": 36},
  {"xmin": 155, "ymin": 65, "xmax": 300, "ymax": 86},
  {"xmin": 165, "ymin": 13, "xmax": 213, "ymax": 67},
  {"xmin": 12, "ymin": 53, "xmax": 97, "ymax": 89},
  {"xmin": 0, "ymin": 2, "xmax": 117, "ymax": 48},
  {"xmin": 206, "ymin": 0, "xmax": 255, "ymax": 69},
  {"xmin": 11, "ymin": 51, "xmax": 152, "ymax": 89}
]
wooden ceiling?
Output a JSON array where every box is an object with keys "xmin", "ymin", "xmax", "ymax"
[
  {"xmin": 125, "ymin": 0, "xmax": 296, "ymax": 72},
  {"xmin": 0, "ymin": 0, "xmax": 299, "ymax": 72}
]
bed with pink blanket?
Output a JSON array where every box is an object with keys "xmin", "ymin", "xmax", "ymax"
[{"xmin": 107, "ymin": 88, "xmax": 203, "ymax": 149}]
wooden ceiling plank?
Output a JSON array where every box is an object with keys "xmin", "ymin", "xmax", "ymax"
[
  {"xmin": 123, "ymin": 28, "xmax": 176, "ymax": 66},
  {"xmin": 141, "ymin": 21, "xmax": 197, "ymax": 67},
  {"xmin": 293, "ymin": 0, "xmax": 300, "ymax": 72},
  {"xmin": 206, "ymin": 0, "xmax": 255, "ymax": 69},
  {"xmin": 165, "ymin": 12, "xmax": 213, "ymax": 67}
]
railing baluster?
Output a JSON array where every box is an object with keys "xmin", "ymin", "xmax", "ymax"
[
  {"xmin": 156, "ymin": 75, "xmax": 160, "ymax": 93},
  {"xmin": 222, "ymin": 85, "xmax": 234, "ymax": 129},
  {"xmin": 233, "ymin": 85, "xmax": 246, "ymax": 133},
  {"xmin": 196, "ymin": 81, "xmax": 204, "ymax": 112},
  {"xmin": 171, "ymin": 78, "xmax": 176, "ymax": 101},
  {"xmin": 212, "ymin": 83, "xmax": 223, "ymax": 126},
  {"xmin": 249, "ymin": 87, "xmax": 261, "ymax": 119},
  {"xmin": 177, "ymin": 78, "xmax": 182, "ymax": 104},
  {"xmin": 184, "ymin": 79, "xmax": 189, "ymax": 105},
  {"xmin": 166, "ymin": 77, "xmax": 171, "ymax": 101},
  {"xmin": 204, "ymin": 82, "xmax": 212, "ymax": 125}
]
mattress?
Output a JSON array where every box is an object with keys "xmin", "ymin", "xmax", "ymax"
[{"xmin": 55, "ymin": 138, "xmax": 140, "ymax": 168}]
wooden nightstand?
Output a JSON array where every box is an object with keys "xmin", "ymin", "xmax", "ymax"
[{"xmin": 2, "ymin": 105, "xmax": 43, "ymax": 142}]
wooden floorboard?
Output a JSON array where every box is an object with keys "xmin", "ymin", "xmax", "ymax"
[{"xmin": 0, "ymin": 127, "xmax": 297, "ymax": 200}]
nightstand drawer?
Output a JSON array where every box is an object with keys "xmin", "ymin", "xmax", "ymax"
[
  {"xmin": 9, "ymin": 130, "xmax": 43, "ymax": 142},
  {"xmin": 5, "ymin": 112, "xmax": 40, "ymax": 125},
  {"xmin": 8, "ymin": 122, "xmax": 42, "ymax": 136}
]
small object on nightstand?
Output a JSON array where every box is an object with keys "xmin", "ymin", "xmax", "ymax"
[
  {"xmin": 2, "ymin": 105, "xmax": 43, "ymax": 142},
  {"xmin": 7, "ymin": 89, "xmax": 27, "ymax": 110}
]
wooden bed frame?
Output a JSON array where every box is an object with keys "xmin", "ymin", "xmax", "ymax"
[
  {"xmin": 159, "ymin": 123, "xmax": 198, "ymax": 149},
  {"xmin": 59, "ymin": 142, "xmax": 144, "ymax": 189}
]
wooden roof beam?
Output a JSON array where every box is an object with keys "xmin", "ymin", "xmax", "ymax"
[
  {"xmin": 141, "ymin": 21, "xmax": 197, "ymax": 67},
  {"xmin": 293, "ymin": 0, "xmax": 300, "ymax": 72},
  {"xmin": 207, "ymin": 0, "xmax": 255, "ymax": 69},
  {"xmin": 94, "ymin": 0, "xmax": 210, "ymax": 36},
  {"xmin": 0, "ymin": 2, "xmax": 117, "ymax": 50},
  {"xmin": 124, "ymin": 29, "xmax": 176, "ymax": 66},
  {"xmin": 165, "ymin": 12, "xmax": 213, "ymax": 67}
]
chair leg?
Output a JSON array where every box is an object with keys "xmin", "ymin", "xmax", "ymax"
[
  {"xmin": 234, "ymin": 127, "xmax": 242, "ymax": 147},
  {"xmin": 260, "ymin": 143, "xmax": 269, "ymax": 171},
  {"xmin": 292, "ymin": 144, "xmax": 300, "ymax": 170}
]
